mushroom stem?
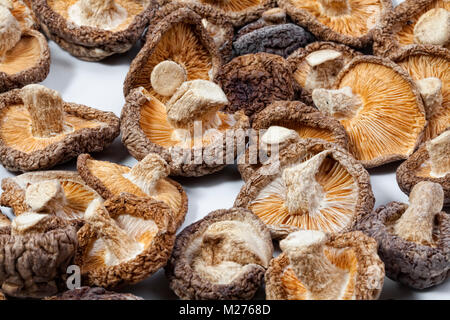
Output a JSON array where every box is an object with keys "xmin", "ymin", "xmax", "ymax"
[
  {"xmin": 280, "ymin": 230, "xmax": 348, "ymax": 300},
  {"xmin": 394, "ymin": 181, "xmax": 444, "ymax": 246},
  {"xmin": 262, "ymin": 8, "xmax": 287, "ymax": 24},
  {"xmin": 282, "ymin": 151, "xmax": 329, "ymax": 216},
  {"xmin": 427, "ymin": 130, "xmax": 450, "ymax": 177},
  {"xmin": 305, "ymin": 50, "xmax": 344, "ymax": 92},
  {"xmin": 123, "ymin": 153, "xmax": 170, "ymax": 195},
  {"xmin": 0, "ymin": 5, "xmax": 21, "ymax": 61},
  {"xmin": 150, "ymin": 60, "xmax": 187, "ymax": 97},
  {"xmin": 11, "ymin": 212, "xmax": 51, "ymax": 235},
  {"xmin": 260, "ymin": 126, "xmax": 299, "ymax": 153},
  {"xmin": 84, "ymin": 199, "xmax": 143, "ymax": 266},
  {"xmin": 416, "ymin": 77, "xmax": 443, "ymax": 119},
  {"xmin": 312, "ymin": 87, "xmax": 362, "ymax": 120},
  {"xmin": 69, "ymin": 0, "xmax": 127, "ymax": 30},
  {"xmin": 25, "ymin": 180, "xmax": 67, "ymax": 215},
  {"xmin": 414, "ymin": 8, "xmax": 450, "ymax": 46},
  {"xmin": 318, "ymin": 0, "xmax": 350, "ymax": 16},
  {"xmin": 21, "ymin": 84, "xmax": 64, "ymax": 138}
]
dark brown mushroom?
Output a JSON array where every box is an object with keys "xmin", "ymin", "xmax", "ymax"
[{"xmin": 45, "ymin": 286, "xmax": 144, "ymax": 300}]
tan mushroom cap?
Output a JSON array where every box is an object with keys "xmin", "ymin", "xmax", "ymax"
[
  {"xmin": 235, "ymin": 139, "xmax": 374, "ymax": 239},
  {"xmin": 265, "ymin": 230, "xmax": 384, "ymax": 300},
  {"xmin": 1, "ymin": 171, "xmax": 101, "ymax": 218},
  {"xmin": 75, "ymin": 195, "xmax": 176, "ymax": 289},
  {"xmin": 77, "ymin": 153, "xmax": 188, "ymax": 229},
  {"xmin": 312, "ymin": 56, "xmax": 426, "ymax": 168}
]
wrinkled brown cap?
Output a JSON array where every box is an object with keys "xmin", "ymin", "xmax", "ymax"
[
  {"xmin": 45, "ymin": 286, "xmax": 144, "ymax": 300},
  {"xmin": 165, "ymin": 207, "xmax": 273, "ymax": 300}
]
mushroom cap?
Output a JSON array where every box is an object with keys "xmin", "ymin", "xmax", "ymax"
[
  {"xmin": 238, "ymin": 100, "xmax": 350, "ymax": 181},
  {"xmin": 1, "ymin": 170, "xmax": 102, "ymax": 218},
  {"xmin": 214, "ymin": 52, "xmax": 295, "ymax": 119},
  {"xmin": 165, "ymin": 207, "xmax": 274, "ymax": 300},
  {"xmin": 265, "ymin": 230, "xmax": 385, "ymax": 300},
  {"xmin": 120, "ymin": 87, "xmax": 250, "ymax": 177},
  {"xmin": 0, "ymin": 214, "xmax": 78, "ymax": 298},
  {"xmin": 77, "ymin": 153, "xmax": 188, "ymax": 228},
  {"xmin": 358, "ymin": 201, "xmax": 450, "ymax": 289},
  {"xmin": 32, "ymin": 0, "xmax": 154, "ymax": 61},
  {"xmin": 278, "ymin": 0, "xmax": 393, "ymax": 48},
  {"xmin": 232, "ymin": 23, "xmax": 315, "ymax": 58},
  {"xmin": 235, "ymin": 139, "xmax": 374, "ymax": 239},
  {"xmin": 373, "ymin": 0, "xmax": 450, "ymax": 58},
  {"xmin": 0, "ymin": 88, "xmax": 120, "ymax": 172},
  {"xmin": 75, "ymin": 194, "xmax": 176, "ymax": 289},
  {"xmin": 391, "ymin": 45, "xmax": 450, "ymax": 142},
  {"xmin": 324, "ymin": 55, "xmax": 427, "ymax": 168},
  {"xmin": 0, "ymin": 29, "xmax": 50, "ymax": 93},
  {"xmin": 45, "ymin": 286, "xmax": 144, "ymax": 300},
  {"xmin": 124, "ymin": 7, "xmax": 222, "ymax": 99}
]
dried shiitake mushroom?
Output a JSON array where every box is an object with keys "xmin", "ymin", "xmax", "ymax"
[
  {"xmin": 374, "ymin": 0, "xmax": 450, "ymax": 57},
  {"xmin": 238, "ymin": 101, "xmax": 350, "ymax": 181},
  {"xmin": 265, "ymin": 230, "xmax": 384, "ymax": 300},
  {"xmin": 358, "ymin": 181, "xmax": 449, "ymax": 289},
  {"xmin": 233, "ymin": 8, "xmax": 315, "ymax": 58},
  {"xmin": 397, "ymin": 130, "xmax": 450, "ymax": 205},
  {"xmin": 77, "ymin": 153, "xmax": 188, "ymax": 228},
  {"xmin": 32, "ymin": 0, "xmax": 154, "ymax": 61},
  {"xmin": 278, "ymin": 0, "xmax": 392, "ymax": 48},
  {"xmin": 124, "ymin": 7, "xmax": 221, "ymax": 99},
  {"xmin": 75, "ymin": 195, "xmax": 176, "ymax": 289},
  {"xmin": 121, "ymin": 86, "xmax": 249, "ymax": 177},
  {"xmin": 165, "ymin": 207, "xmax": 273, "ymax": 300},
  {"xmin": 391, "ymin": 45, "xmax": 449, "ymax": 141},
  {"xmin": 235, "ymin": 139, "xmax": 374, "ymax": 239},
  {"xmin": 214, "ymin": 52, "xmax": 295, "ymax": 118},
  {"xmin": 312, "ymin": 56, "xmax": 427, "ymax": 168},
  {"xmin": 0, "ymin": 212, "xmax": 78, "ymax": 298},
  {"xmin": 0, "ymin": 85, "xmax": 120, "ymax": 172},
  {"xmin": 287, "ymin": 42, "xmax": 361, "ymax": 103},
  {"xmin": 1, "ymin": 171, "xmax": 101, "ymax": 218},
  {"xmin": 45, "ymin": 286, "xmax": 144, "ymax": 300},
  {"xmin": 0, "ymin": 4, "xmax": 49, "ymax": 93}
]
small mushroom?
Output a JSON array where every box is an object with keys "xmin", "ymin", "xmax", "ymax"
[
  {"xmin": 311, "ymin": 56, "xmax": 426, "ymax": 168},
  {"xmin": 165, "ymin": 207, "xmax": 273, "ymax": 300},
  {"xmin": 265, "ymin": 230, "xmax": 384, "ymax": 300},
  {"xmin": 278, "ymin": 0, "xmax": 392, "ymax": 48},
  {"xmin": 124, "ymin": 7, "xmax": 222, "ymax": 99},
  {"xmin": 77, "ymin": 153, "xmax": 188, "ymax": 228},
  {"xmin": 0, "ymin": 212, "xmax": 78, "ymax": 298},
  {"xmin": 75, "ymin": 195, "xmax": 176, "ymax": 289},
  {"xmin": 238, "ymin": 100, "xmax": 350, "ymax": 181},
  {"xmin": 32, "ymin": 0, "xmax": 153, "ymax": 61},
  {"xmin": 1, "ymin": 171, "xmax": 102, "ymax": 219},
  {"xmin": 0, "ymin": 85, "xmax": 120, "ymax": 172},
  {"xmin": 374, "ymin": 0, "xmax": 450, "ymax": 57},
  {"xmin": 235, "ymin": 139, "xmax": 374, "ymax": 239},
  {"xmin": 391, "ymin": 45, "xmax": 449, "ymax": 141},
  {"xmin": 45, "ymin": 286, "xmax": 144, "ymax": 300},
  {"xmin": 0, "ymin": 5, "xmax": 50, "ymax": 93},
  {"xmin": 120, "ymin": 85, "xmax": 249, "ymax": 177},
  {"xmin": 397, "ymin": 129, "xmax": 450, "ymax": 205},
  {"xmin": 358, "ymin": 181, "xmax": 449, "ymax": 289},
  {"xmin": 214, "ymin": 52, "xmax": 295, "ymax": 119}
]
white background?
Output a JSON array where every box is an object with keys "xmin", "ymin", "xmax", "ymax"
[{"xmin": 1, "ymin": 0, "xmax": 449, "ymax": 300}]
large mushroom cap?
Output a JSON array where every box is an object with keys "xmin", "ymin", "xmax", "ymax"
[
  {"xmin": 265, "ymin": 230, "xmax": 384, "ymax": 300},
  {"xmin": 278, "ymin": 0, "xmax": 392, "ymax": 47},
  {"xmin": 1, "ymin": 171, "xmax": 101, "ymax": 219},
  {"xmin": 0, "ymin": 85, "xmax": 120, "ymax": 172},
  {"xmin": 214, "ymin": 52, "xmax": 295, "ymax": 119},
  {"xmin": 0, "ymin": 213, "xmax": 78, "ymax": 298},
  {"xmin": 391, "ymin": 45, "xmax": 450, "ymax": 142},
  {"xmin": 165, "ymin": 207, "xmax": 273, "ymax": 300},
  {"xmin": 358, "ymin": 182, "xmax": 450, "ymax": 289},
  {"xmin": 120, "ymin": 86, "xmax": 250, "ymax": 177},
  {"xmin": 235, "ymin": 139, "xmax": 374, "ymax": 239},
  {"xmin": 312, "ymin": 56, "xmax": 427, "ymax": 168},
  {"xmin": 45, "ymin": 286, "xmax": 144, "ymax": 300},
  {"xmin": 124, "ymin": 8, "xmax": 221, "ymax": 99},
  {"xmin": 75, "ymin": 195, "xmax": 176, "ymax": 289},
  {"xmin": 77, "ymin": 153, "xmax": 188, "ymax": 228}
]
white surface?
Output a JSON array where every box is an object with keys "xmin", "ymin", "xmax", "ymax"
[{"xmin": 1, "ymin": 0, "xmax": 449, "ymax": 300}]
